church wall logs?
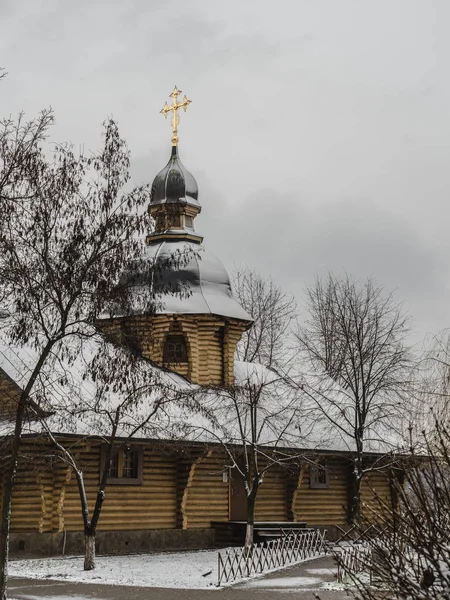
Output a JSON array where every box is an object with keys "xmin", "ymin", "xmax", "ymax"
[
  {"xmin": 361, "ymin": 470, "xmax": 391, "ymax": 523},
  {"xmin": 254, "ymin": 462, "xmax": 289, "ymax": 521},
  {"xmin": 54, "ymin": 442, "xmax": 179, "ymax": 532},
  {"xmin": 97, "ymin": 315, "xmax": 248, "ymax": 386},
  {"xmin": 291, "ymin": 457, "xmax": 393, "ymax": 527},
  {"xmin": 6, "ymin": 440, "xmax": 180, "ymax": 534},
  {"xmin": 9, "ymin": 441, "xmax": 55, "ymax": 534},
  {"xmin": 292, "ymin": 457, "xmax": 348, "ymax": 526},
  {"xmin": 0, "ymin": 370, "xmax": 22, "ymax": 420},
  {"xmin": 180, "ymin": 450, "xmax": 229, "ymax": 529},
  {"xmin": 1, "ymin": 436, "xmax": 397, "ymax": 556},
  {"xmin": 5, "ymin": 441, "xmax": 230, "ymax": 537}
]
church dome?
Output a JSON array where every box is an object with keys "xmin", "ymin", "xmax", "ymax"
[
  {"xmin": 150, "ymin": 146, "xmax": 200, "ymax": 208},
  {"xmin": 128, "ymin": 240, "xmax": 252, "ymax": 322}
]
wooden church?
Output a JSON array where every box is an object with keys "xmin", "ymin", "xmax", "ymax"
[{"xmin": 0, "ymin": 88, "xmax": 396, "ymax": 556}]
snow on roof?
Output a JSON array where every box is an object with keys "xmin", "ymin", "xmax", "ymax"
[
  {"xmin": 233, "ymin": 360, "xmax": 279, "ymax": 385},
  {"xmin": 0, "ymin": 330, "xmax": 194, "ymax": 440},
  {"xmin": 126, "ymin": 240, "xmax": 252, "ymax": 322},
  {"xmin": 0, "ymin": 328, "xmax": 406, "ymax": 455}
]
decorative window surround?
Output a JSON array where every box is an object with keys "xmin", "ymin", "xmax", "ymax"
[
  {"xmin": 309, "ymin": 464, "xmax": 329, "ymax": 489},
  {"xmin": 100, "ymin": 445, "xmax": 143, "ymax": 486}
]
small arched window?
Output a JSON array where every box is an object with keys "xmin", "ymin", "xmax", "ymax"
[{"xmin": 164, "ymin": 334, "xmax": 188, "ymax": 363}]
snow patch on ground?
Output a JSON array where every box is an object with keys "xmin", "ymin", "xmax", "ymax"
[
  {"xmin": 305, "ymin": 567, "xmax": 336, "ymax": 575},
  {"xmin": 9, "ymin": 550, "xmax": 220, "ymax": 589}
]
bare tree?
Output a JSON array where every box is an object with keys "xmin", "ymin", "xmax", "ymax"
[
  {"xmin": 19, "ymin": 338, "xmax": 196, "ymax": 571},
  {"xmin": 345, "ymin": 422, "xmax": 450, "ymax": 600},
  {"xmin": 0, "ymin": 99, "xmax": 54, "ymax": 600},
  {"xmin": 415, "ymin": 330, "xmax": 450, "ymax": 431},
  {"xmin": 233, "ymin": 268, "xmax": 297, "ymax": 369},
  {"xmin": 296, "ymin": 274, "xmax": 412, "ymax": 523},
  {"xmin": 0, "ymin": 116, "xmax": 186, "ymax": 598},
  {"xmin": 191, "ymin": 364, "xmax": 308, "ymax": 548},
  {"xmin": 0, "ymin": 81, "xmax": 53, "ymax": 206}
]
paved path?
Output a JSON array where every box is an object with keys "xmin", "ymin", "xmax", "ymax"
[{"xmin": 8, "ymin": 555, "xmax": 352, "ymax": 599}]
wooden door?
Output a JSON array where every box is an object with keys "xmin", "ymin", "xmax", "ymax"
[{"xmin": 230, "ymin": 467, "xmax": 247, "ymax": 521}]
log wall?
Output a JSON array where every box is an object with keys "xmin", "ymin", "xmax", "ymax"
[
  {"xmin": 97, "ymin": 315, "xmax": 249, "ymax": 386},
  {"xmin": 180, "ymin": 450, "xmax": 229, "ymax": 528},
  {"xmin": 0, "ymin": 370, "xmax": 21, "ymax": 420},
  {"xmin": 58, "ymin": 443, "xmax": 179, "ymax": 532},
  {"xmin": 6, "ymin": 443, "xmax": 231, "ymax": 534},
  {"xmin": 6, "ymin": 441, "xmax": 180, "ymax": 533},
  {"xmin": 361, "ymin": 470, "xmax": 392, "ymax": 522},
  {"xmin": 254, "ymin": 463, "xmax": 288, "ymax": 521},
  {"xmin": 292, "ymin": 458, "xmax": 348, "ymax": 526},
  {"xmin": 9, "ymin": 441, "xmax": 54, "ymax": 533},
  {"xmin": 2, "ymin": 439, "xmax": 395, "ymax": 536}
]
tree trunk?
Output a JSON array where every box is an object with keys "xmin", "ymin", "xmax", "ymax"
[
  {"xmin": 245, "ymin": 493, "xmax": 256, "ymax": 548},
  {"xmin": 84, "ymin": 533, "xmax": 96, "ymax": 571},
  {"xmin": 0, "ymin": 476, "xmax": 12, "ymax": 600},
  {"xmin": 348, "ymin": 461, "xmax": 362, "ymax": 525},
  {"xmin": 0, "ymin": 406, "xmax": 26, "ymax": 600},
  {"xmin": 0, "ymin": 342, "xmax": 54, "ymax": 599}
]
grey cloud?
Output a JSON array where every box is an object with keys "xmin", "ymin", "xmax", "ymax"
[
  {"xmin": 195, "ymin": 187, "xmax": 447, "ymax": 342},
  {"xmin": 2, "ymin": 0, "xmax": 450, "ymax": 345}
]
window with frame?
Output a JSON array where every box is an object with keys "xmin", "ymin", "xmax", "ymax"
[
  {"xmin": 101, "ymin": 446, "xmax": 143, "ymax": 485},
  {"xmin": 310, "ymin": 464, "xmax": 329, "ymax": 489},
  {"xmin": 163, "ymin": 334, "xmax": 188, "ymax": 363}
]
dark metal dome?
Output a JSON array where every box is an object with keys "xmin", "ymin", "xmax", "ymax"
[
  {"xmin": 150, "ymin": 146, "xmax": 200, "ymax": 208},
  {"xmin": 127, "ymin": 240, "xmax": 252, "ymax": 322}
]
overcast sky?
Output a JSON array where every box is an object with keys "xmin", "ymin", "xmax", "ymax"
[{"xmin": 1, "ymin": 0, "xmax": 449, "ymax": 346}]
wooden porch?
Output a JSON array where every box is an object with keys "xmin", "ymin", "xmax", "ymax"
[{"xmin": 212, "ymin": 520, "xmax": 308, "ymax": 547}]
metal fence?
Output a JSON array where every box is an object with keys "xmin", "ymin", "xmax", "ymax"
[
  {"xmin": 335, "ymin": 538, "xmax": 422, "ymax": 587},
  {"xmin": 334, "ymin": 524, "xmax": 388, "ymax": 545},
  {"xmin": 217, "ymin": 528, "xmax": 327, "ymax": 586},
  {"xmin": 335, "ymin": 543, "xmax": 372, "ymax": 583}
]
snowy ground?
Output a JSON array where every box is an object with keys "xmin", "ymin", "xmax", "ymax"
[
  {"xmin": 9, "ymin": 550, "xmax": 220, "ymax": 589},
  {"xmin": 9, "ymin": 549, "xmax": 332, "ymax": 590}
]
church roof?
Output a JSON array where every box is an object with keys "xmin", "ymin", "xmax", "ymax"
[
  {"xmin": 126, "ymin": 240, "xmax": 252, "ymax": 322},
  {"xmin": 0, "ymin": 333, "xmax": 407, "ymax": 455}
]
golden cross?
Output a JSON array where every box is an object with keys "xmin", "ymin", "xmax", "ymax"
[{"xmin": 160, "ymin": 86, "xmax": 192, "ymax": 146}]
